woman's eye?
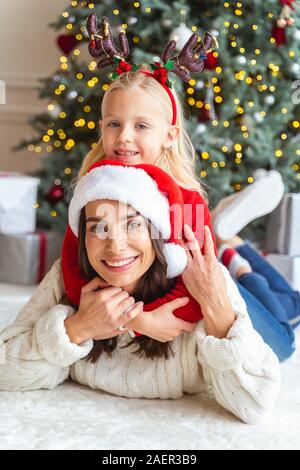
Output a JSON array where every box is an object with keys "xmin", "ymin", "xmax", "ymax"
[
  {"xmin": 128, "ymin": 221, "xmax": 141, "ymax": 231},
  {"xmin": 90, "ymin": 223, "xmax": 107, "ymax": 233},
  {"xmin": 137, "ymin": 123, "xmax": 147, "ymax": 129},
  {"xmin": 108, "ymin": 122, "xmax": 119, "ymax": 127}
]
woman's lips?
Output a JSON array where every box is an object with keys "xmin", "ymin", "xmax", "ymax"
[{"xmin": 101, "ymin": 256, "xmax": 139, "ymax": 273}]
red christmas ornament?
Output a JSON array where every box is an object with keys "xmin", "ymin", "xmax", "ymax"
[
  {"xmin": 199, "ymin": 107, "xmax": 213, "ymax": 122},
  {"xmin": 280, "ymin": 0, "xmax": 296, "ymax": 7},
  {"xmin": 274, "ymin": 0, "xmax": 296, "ymax": 42},
  {"xmin": 272, "ymin": 24, "xmax": 287, "ymax": 46},
  {"xmin": 204, "ymin": 51, "xmax": 218, "ymax": 70},
  {"xmin": 57, "ymin": 35, "xmax": 78, "ymax": 55},
  {"xmin": 46, "ymin": 184, "xmax": 64, "ymax": 205}
]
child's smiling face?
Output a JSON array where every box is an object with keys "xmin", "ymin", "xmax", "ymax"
[{"xmin": 99, "ymin": 87, "xmax": 179, "ymax": 165}]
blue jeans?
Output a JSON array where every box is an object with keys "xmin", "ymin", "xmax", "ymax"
[{"xmin": 235, "ymin": 242, "xmax": 297, "ymax": 362}]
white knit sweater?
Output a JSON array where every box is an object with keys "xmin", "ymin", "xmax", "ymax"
[{"xmin": 0, "ymin": 259, "xmax": 280, "ymax": 423}]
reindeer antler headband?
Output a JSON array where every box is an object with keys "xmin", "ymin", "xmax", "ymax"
[{"xmin": 87, "ymin": 13, "xmax": 218, "ymax": 125}]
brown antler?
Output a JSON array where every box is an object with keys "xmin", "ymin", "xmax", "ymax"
[
  {"xmin": 161, "ymin": 32, "xmax": 216, "ymax": 82},
  {"xmin": 86, "ymin": 13, "xmax": 130, "ymax": 69}
]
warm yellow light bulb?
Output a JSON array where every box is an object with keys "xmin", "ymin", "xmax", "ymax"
[{"xmin": 201, "ymin": 152, "xmax": 210, "ymax": 159}]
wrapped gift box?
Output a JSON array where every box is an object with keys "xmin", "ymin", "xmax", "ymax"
[
  {"xmin": 266, "ymin": 253, "xmax": 300, "ymax": 292},
  {"xmin": 0, "ymin": 231, "xmax": 64, "ymax": 285},
  {"xmin": 266, "ymin": 193, "xmax": 300, "ymax": 256},
  {"xmin": 0, "ymin": 172, "xmax": 40, "ymax": 234}
]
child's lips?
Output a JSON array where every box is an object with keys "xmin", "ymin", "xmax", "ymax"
[
  {"xmin": 114, "ymin": 151, "xmax": 140, "ymax": 163},
  {"xmin": 115, "ymin": 151, "xmax": 139, "ymax": 156}
]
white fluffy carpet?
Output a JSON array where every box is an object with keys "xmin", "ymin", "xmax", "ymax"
[{"xmin": 0, "ymin": 283, "xmax": 300, "ymax": 450}]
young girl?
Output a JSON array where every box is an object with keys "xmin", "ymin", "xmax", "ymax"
[
  {"xmin": 0, "ymin": 160, "xmax": 280, "ymax": 424},
  {"xmin": 62, "ymin": 14, "xmax": 294, "ymax": 362}
]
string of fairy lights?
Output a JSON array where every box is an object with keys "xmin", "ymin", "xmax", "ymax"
[{"xmin": 28, "ymin": 1, "xmax": 300, "ymax": 217}]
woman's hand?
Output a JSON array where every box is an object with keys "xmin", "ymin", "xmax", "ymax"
[
  {"xmin": 181, "ymin": 225, "xmax": 227, "ymax": 303},
  {"xmin": 126, "ymin": 297, "xmax": 196, "ymax": 342},
  {"xmin": 181, "ymin": 225, "xmax": 236, "ymax": 338},
  {"xmin": 64, "ymin": 277, "xmax": 143, "ymax": 344}
]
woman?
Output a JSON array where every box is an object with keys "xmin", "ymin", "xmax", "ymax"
[{"xmin": 0, "ymin": 160, "xmax": 280, "ymax": 424}]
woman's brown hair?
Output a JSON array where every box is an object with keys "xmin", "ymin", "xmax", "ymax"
[{"xmin": 77, "ymin": 207, "xmax": 177, "ymax": 362}]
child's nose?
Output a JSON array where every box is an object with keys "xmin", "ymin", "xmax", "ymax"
[{"xmin": 118, "ymin": 127, "xmax": 134, "ymax": 143}]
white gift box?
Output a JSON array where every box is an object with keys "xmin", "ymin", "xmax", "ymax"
[
  {"xmin": 0, "ymin": 172, "xmax": 40, "ymax": 234},
  {"xmin": 266, "ymin": 253, "xmax": 300, "ymax": 292},
  {"xmin": 0, "ymin": 231, "xmax": 63, "ymax": 285}
]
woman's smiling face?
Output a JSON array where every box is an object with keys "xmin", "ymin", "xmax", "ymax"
[{"xmin": 85, "ymin": 199, "xmax": 156, "ymax": 293}]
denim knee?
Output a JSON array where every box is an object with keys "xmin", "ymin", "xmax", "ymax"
[{"xmin": 239, "ymin": 272, "xmax": 269, "ymax": 290}]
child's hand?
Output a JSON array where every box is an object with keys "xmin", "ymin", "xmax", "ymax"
[{"xmin": 126, "ymin": 297, "xmax": 196, "ymax": 342}]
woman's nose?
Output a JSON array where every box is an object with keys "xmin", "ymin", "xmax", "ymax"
[{"xmin": 105, "ymin": 229, "xmax": 127, "ymax": 254}]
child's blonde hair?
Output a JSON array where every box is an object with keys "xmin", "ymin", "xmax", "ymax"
[{"xmin": 78, "ymin": 67, "xmax": 206, "ymax": 199}]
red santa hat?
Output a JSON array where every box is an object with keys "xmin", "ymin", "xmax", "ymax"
[{"xmin": 68, "ymin": 159, "xmax": 187, "ymax": 278}]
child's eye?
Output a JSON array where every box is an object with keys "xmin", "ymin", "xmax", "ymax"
[
  {"xmin": 128, "ymin": 220, "xmax": 141, "ymax": 231},
  {"xmin": 107, "ymin": 122, "xmax": 147, "ymax": 129}
]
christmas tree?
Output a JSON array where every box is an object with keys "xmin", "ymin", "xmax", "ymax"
[{"xmin": 15, "ymin": 0, "xmax": 300, "ymax": 240}]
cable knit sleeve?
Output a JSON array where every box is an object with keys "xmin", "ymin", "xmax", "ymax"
[
  {"xmin": 195, "ymin": 264, "xmax": 281, "ymax": 424},
  {"xmin": 0, "ymin": 258, "xmax": 93, "ymax": 391}
]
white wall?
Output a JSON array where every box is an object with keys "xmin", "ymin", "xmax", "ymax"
[{"xmin": 0, "ymin": 0, "xmax": 68, "ymax": 173}]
